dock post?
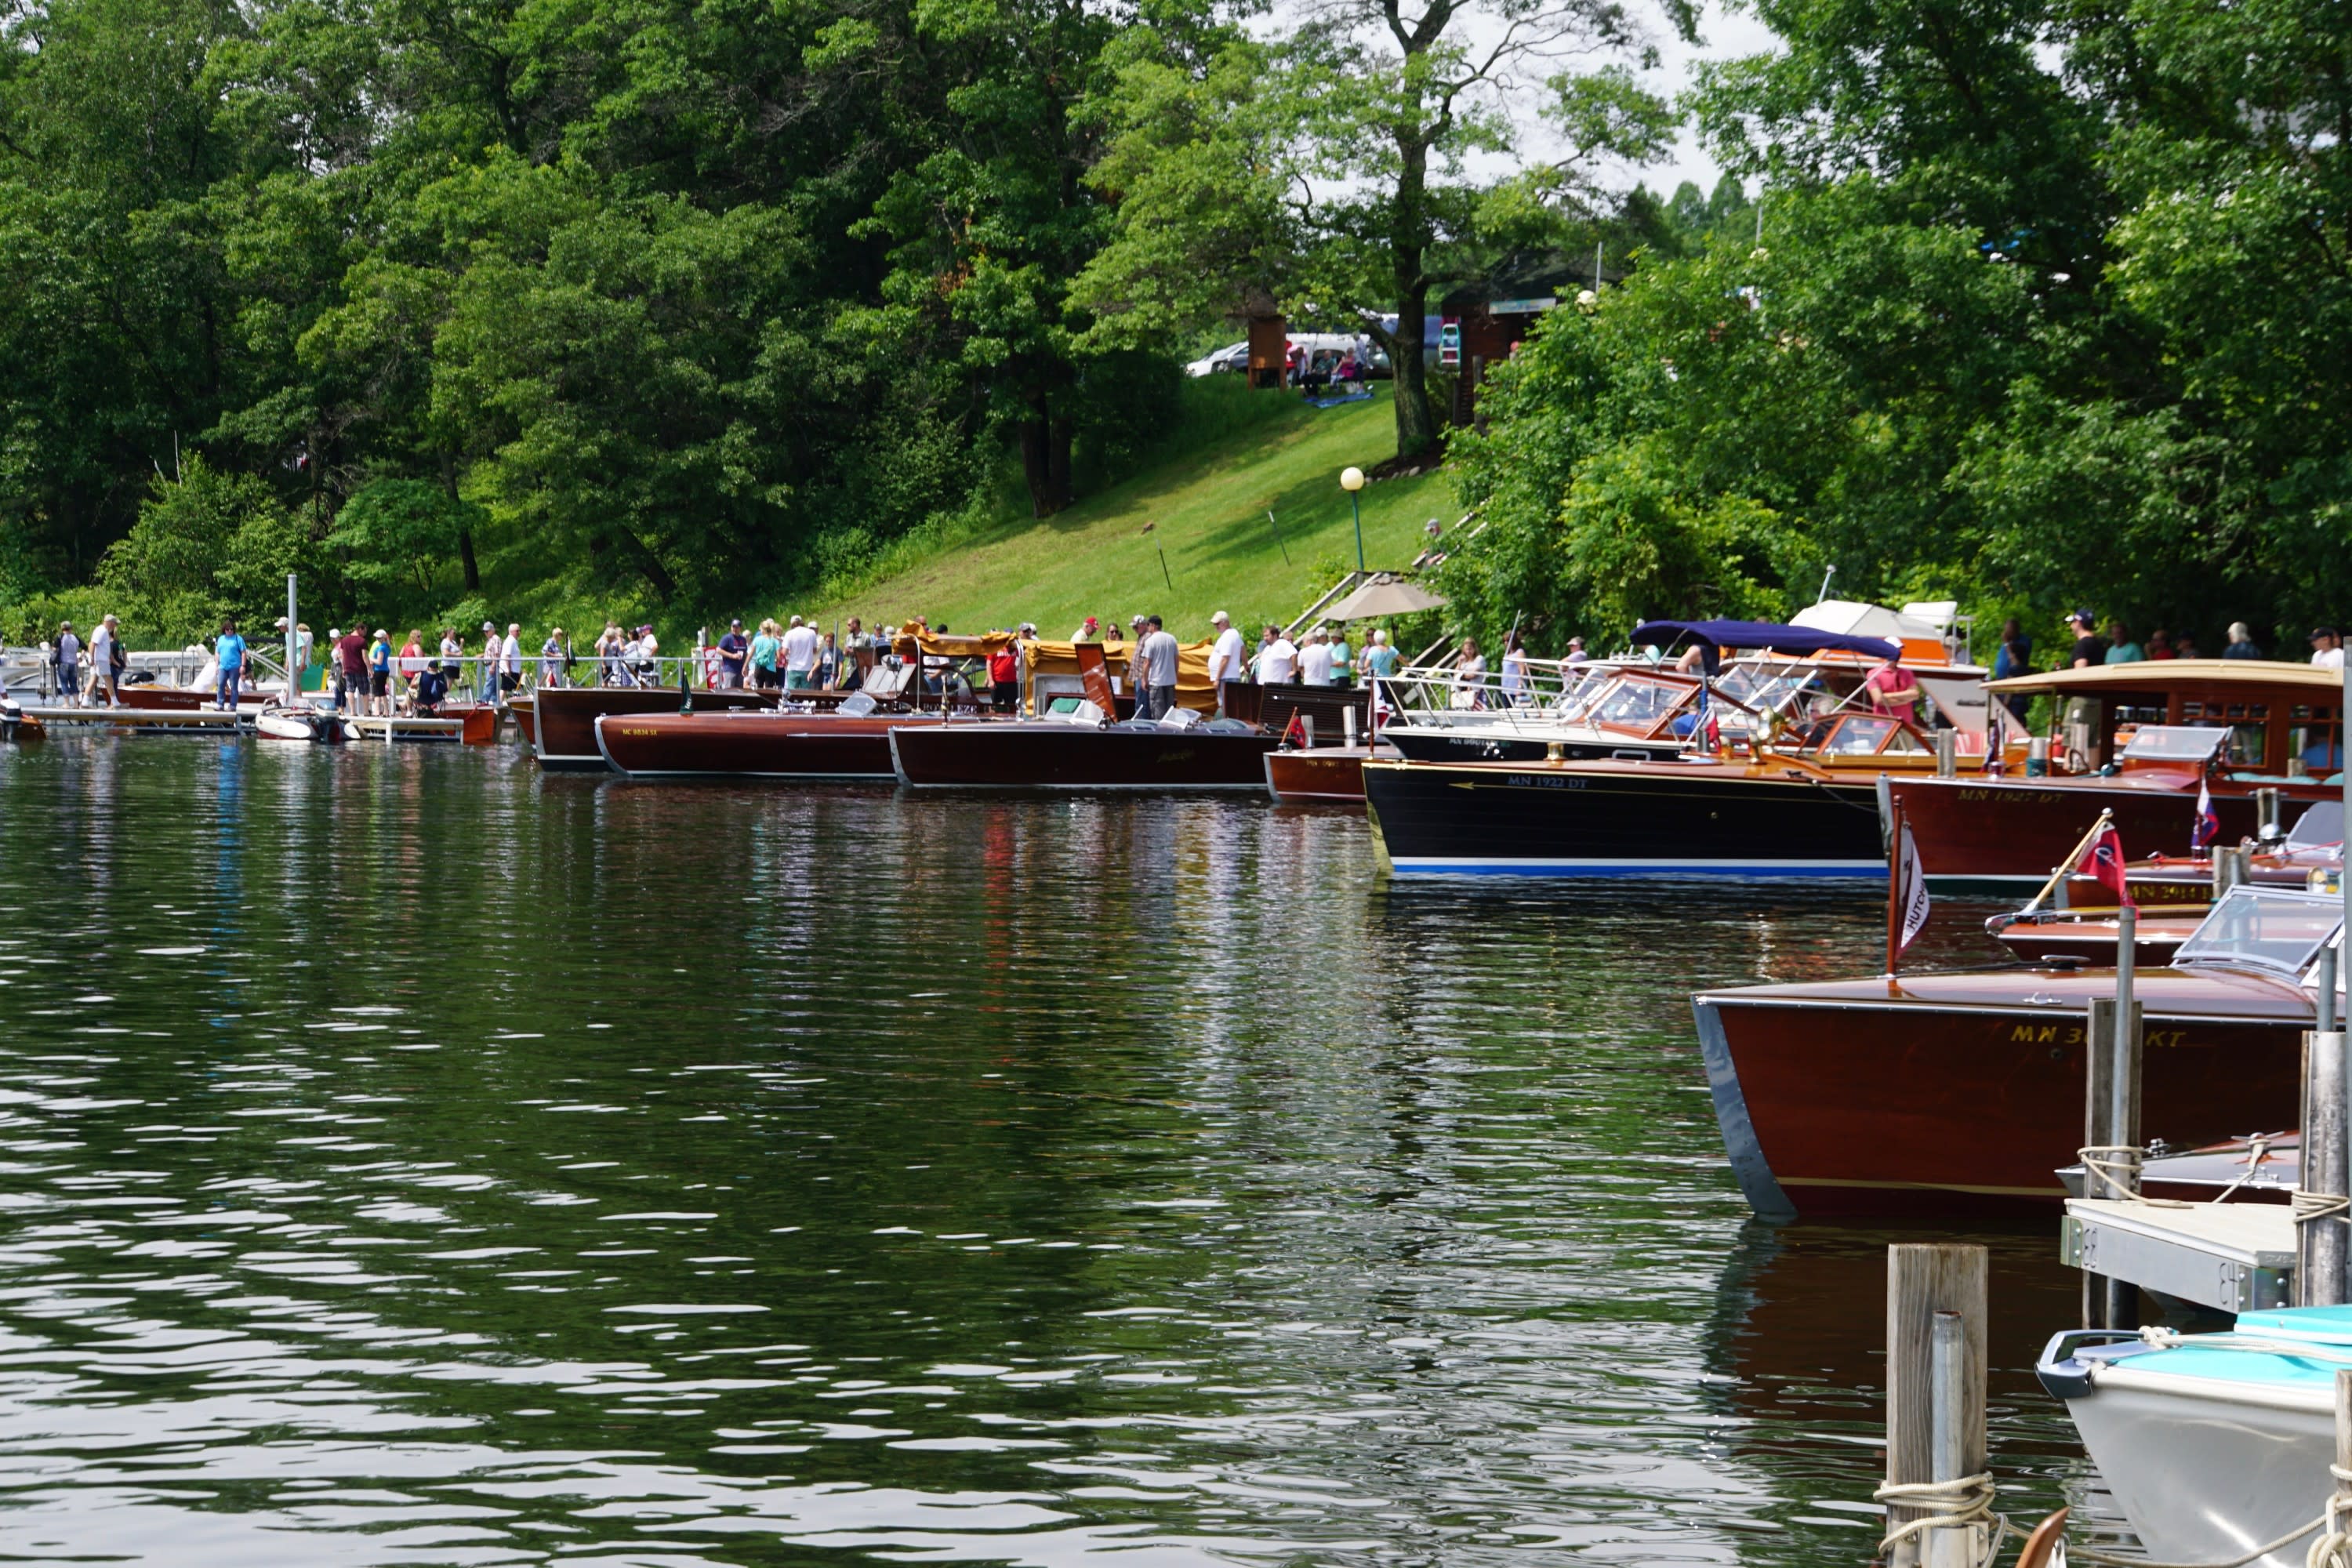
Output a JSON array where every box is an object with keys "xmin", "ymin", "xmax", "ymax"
[
  {"xmin": 1933, "ymin": 728, "xmax": 1957, "ymax": 778},
  {"xmin": 2258, "ymin": 786, "xmax": 2282, "ymax": 843},
  {"xmin": 2081, "ymin": 988, "xmax": 2145, "ymax": 1328},
  {"xmin": 1883, "ymin": 1244, "xmax": 1987, "ymax": 1568},
  {"xmin": 1343, "ymin": 705, "xmax": 1357, "ymax": 748},
  {"xmin": 2301, "ymin": 964, "xmax": 2347, "ymax": 1305},
  {"xmin": 1302, "ymin": 714, "xmax": 1315, "ymax": 750}
]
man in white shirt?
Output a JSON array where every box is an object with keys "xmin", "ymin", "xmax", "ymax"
[
  {"xmin": 1297, "ymin": 626, "xmax": 1335, "ymax": 686},
  {"xmin": 781, "ymin": 614, "xmax": 820, "ymax": 690},
  {"xmin": 1258, "ymin": 624, "xmax": 1298, "ymax": 686},
  {"xmin": 89, "ymin": 615, "xmax": 121, "ymax": 706},
  {"xmin": 2313, "ymin": 628, "xmax": 2345, "ymax": 670},
  {"xmin": 1140, "ymin": 615, "xmax": 1181, "ymax": 719},
  {"xmin": 502, "ymin": 623, "xmax": 523, "ymax": 696},
  {"xmin": 1205, "ymin": 611, "xmax": 1246, "ymax": 710}
]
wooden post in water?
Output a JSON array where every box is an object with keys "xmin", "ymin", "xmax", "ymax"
[
  {"xmin": 2082, "ymin": 991, "xmax": 2145, "ymax": 1328},
  {"xmin": 1886, "ymin": 1244, "xmax": 1988, "ymax": 1568}
]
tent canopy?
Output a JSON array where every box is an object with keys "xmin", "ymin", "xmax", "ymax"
[{"xmin": 1322, "ymin": 576, "xmax": 1449, "ymax": 622}]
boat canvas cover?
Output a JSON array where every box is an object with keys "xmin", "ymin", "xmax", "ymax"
[
  {"xmin": 1631, "ymin": 619, "xmax": 1900, "ymax": 670},
  {"xmin": 1018, "ymin": 637, "xmax": 1220, "ymax": 709}
]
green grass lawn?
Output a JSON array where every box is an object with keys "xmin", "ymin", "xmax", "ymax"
[{"xmin": 804, "ymin": 385, "xmax": 1460, "ymax": 639}]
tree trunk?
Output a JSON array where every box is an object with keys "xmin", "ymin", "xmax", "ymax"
[
  {"xmin": 615, "ymin": 524, "xmax": 678, "ymax": 601},
  {"xmin": 1021, "ymin": 410, "xmax": 1074, "ymax": 517},
  {"xmin": 443, "ymin": 454, "xmax": 481, "ymax": 591},
  {"xmin": 1388, "ymin": 138, "xmax": 1439, "ymax": 460}
]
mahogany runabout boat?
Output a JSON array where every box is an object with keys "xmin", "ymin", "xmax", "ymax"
[
  {"xmin": 1890, "ymin": 661, "xmax": 2342, "ymax": 887},
  {"xmin": 595, "ymin": 710, "xmax": 899, "ymax": 779},
  {"xmin": 1695, "ymin": 886, "xmax": 2336, "ymax": 1218},
  {"xmin": 1264, "ymin": 743, "xmax": 1394, "ymax": 804},
  {"xmin": 889, "ymin": 717, "xmax": 1280, "ymax": 792},
  {"xmin": 531, "ymin": 685, "xmax": 771, "ymax": 770}
]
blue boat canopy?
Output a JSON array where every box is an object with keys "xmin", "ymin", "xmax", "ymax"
[{"xmin": 1632, "ymin": 619, "xmax": 1899, "ymax": 673}]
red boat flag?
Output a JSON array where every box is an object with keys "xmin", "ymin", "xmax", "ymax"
[
  {"xmin": 1894, "ymin": 818, "xmax": 1932, "ymax": 956},
  {"xmin": 2192, "ymin": 779, "xmax": 2220, "ymax": 852},
  {"xmin": 2080, "ymin": 826, "xmax": 2136, "ymax": 907},
  {"xmin": 1282, "ymin": 710, "xmax": 1308, "ymax": 748}
]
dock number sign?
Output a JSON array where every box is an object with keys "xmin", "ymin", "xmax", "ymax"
[{"xmin": 1439, "ymin": 318, "xmax": 1461, "ymax": 368}]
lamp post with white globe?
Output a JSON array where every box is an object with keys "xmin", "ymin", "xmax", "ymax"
[{"xmin": 1339, "ymin": 466, "xmax": 1367, "ymax": 574}]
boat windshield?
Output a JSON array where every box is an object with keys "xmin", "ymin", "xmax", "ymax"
[
  {"xmin": 2120, "ymin": 725, "xmax": 2231, "ymax": 764},
  {"xmin": 1811, "ymin": 715, "xmax": 1927, "ymax": 757},
  {"xmin": 1717, "ymin": 664, "xmax": 1817, "ymax": 714},
  {"xmin": 2172, "ymin": 887, "xmax": 2343, "ymax": 977},
  {"xmin": 2291, "ymin": 800, "xmax": 2345, "ymax": 850},
  {"xmin": 1590, "ymin": 675, "xmax": 1691, "ymax": 731}
]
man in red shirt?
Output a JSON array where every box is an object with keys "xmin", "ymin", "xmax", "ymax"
[
  {"xmin": 989, "ymin": 634, "xmax": 1022, "ymax": 713},
  {"xmin": 1863, "ymin": 650, "xmax": 1920, "ymax": 724},
  {"xmin": 335, "ymin": 623, "xmax": 369, "ymax": 712}
]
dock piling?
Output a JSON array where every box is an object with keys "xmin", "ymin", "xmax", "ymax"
[
  {"xmin": 1883, "ymin": 1244, "xmax": 1988, "ymax": 1568},
  {"xmin": 2082, "ymin": 989, "xmax": 2145, "ymax": 1327},
  {"xmin": 2301, "ymin": 979, "xmax": 2348, "ymax": 1305}
]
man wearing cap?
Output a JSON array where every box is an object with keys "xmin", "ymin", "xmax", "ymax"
[
  {"xmin": 772, "ymin": 614, "xmax": 811, "ymax": 691},
  {"xmin": 1073, "ymin": 615, "xmax": 1099, "ymax": 643},
  {"xmin": 1297, "ymin": 626, "xmax": 1335, "ymax": 686},
  {"xmin": 1205, "ymin": 612, "xmax": 1246, "ymax": 710},
  {"xmin": 2067, "ymin": 612, "xmax": 2107, "ymax": 670},
  {"xmin": 1139, "ymin": 614, "xmax": 1181, "ymax": 719},
  {"xmin": 716, "ymin": 619, "xmax": 750, "ymax": 688},
  {"xmin": 1564, "ymin": 635, "xmax": 1589, "ymax": 665},
  {"xmin": 2314, "ymin": 628, "xmax": 2345, "ymax": 671}
]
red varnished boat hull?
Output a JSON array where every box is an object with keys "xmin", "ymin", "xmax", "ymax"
[
  {"xmin": 1888, "ymin": 775, "xmax": 2325, "ymax": 887},
  {"xmin": 1697, "ymin": 975, "xmax": 2309, "ymax": 1218},
  {"xmin": 532, "ymin": 686, "xmax": 771, "ymax": 770},
  {"xmin": 890, "ymin": 723, "xmax": 1280, "ymax": 791},
  {"xmin": 595, "ymin": 711, "xmax": 898, "ymax": 778},
  {"xmin": 1264, "ymin": 745, "xmax": 1391, "ymax": 804}
]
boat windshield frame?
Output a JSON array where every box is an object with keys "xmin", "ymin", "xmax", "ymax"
[
  {"xmin": 2119, "ymin": 724, "xmax": 2232, "ymax": 765},
  {"xmin": 2171, "ymin": 886, "xmax": 2345, "ymax": 980}
]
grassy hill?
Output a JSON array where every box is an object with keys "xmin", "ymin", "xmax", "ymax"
[{"xmin": 805, "ymin": 384, "xmax": 1458, "ymax": 639}]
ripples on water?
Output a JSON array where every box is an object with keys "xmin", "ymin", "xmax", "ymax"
[{"xmin": 0, "ymin": 736, "xmax": 2096, "ymax": 1564}]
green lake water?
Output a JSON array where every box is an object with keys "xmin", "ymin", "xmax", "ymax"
[{"xmin": 0, "ymin": 735, "xmax": 2097, "ymax": 1565}]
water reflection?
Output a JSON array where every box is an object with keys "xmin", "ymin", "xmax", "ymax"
[{"xmin": 0, "ymin": 735, "xmax": 2089, "ymax": 1565}]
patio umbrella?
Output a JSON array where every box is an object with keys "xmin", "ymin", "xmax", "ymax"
[{"xmin": 1323, "ymin": 577, "xmax": 1449, "ymax": 621}]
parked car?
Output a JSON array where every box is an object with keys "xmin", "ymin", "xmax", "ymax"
[{"xmin": 1183, "ymin": 341, "xmax": 1250, "ymax": 377}]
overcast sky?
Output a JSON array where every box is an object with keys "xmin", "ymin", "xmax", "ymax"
[{"xmin": 1642, "ymin": 3, "xmax": 1781, "ymax": 196}]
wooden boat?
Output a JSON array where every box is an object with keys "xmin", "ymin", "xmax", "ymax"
[
  {"xmin": 1, "ymin": 699, "xmax": 42, "ymax": 743},
  {"xmin": 1694, "ymin": 884, "xmax": 2335, "ymax": 1218},
  {"xmin": 889, "ymin": 717, "xmax": 1281, "ymax": 791},
  {"xmin": 594, "ymin": 709, "xmax": 900, "ymax": 779},
  {"xmin": 1263, "ymin": 743, "xmax": 1396, "ymax": 804},
  {"xmin": 1988, "ymin": 909, "xmax": 2201, "ymax": 965},
  {"xmin": 531, "ymin": 684, "xmax": 772, "ymax": 770},
  {"xmin": 1889, "ymin": 661, "xmax": 2343, "ymax": 888},
  {"xmin": 510, "ymin": 695, "xmax": 536, "ymax": 749},
  {"xmin": 2057, "ymin": 1131, "xmax": 2295, "ymax": 1203},
  {"xmin": 1363, "ymin": 708, "xmax": 1943, "ymax": 878}
]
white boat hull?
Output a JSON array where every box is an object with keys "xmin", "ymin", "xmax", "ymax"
[{"xmin": 2063, "ymin": 1368, "xmax": 2332, "ymax": 1567}]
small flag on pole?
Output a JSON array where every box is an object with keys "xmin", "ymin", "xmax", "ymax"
[
  {"xmin": 2192, "ymin": 778, "xmax": 2220, "ymax": 852},
  {"xmin": 2080, "ymin": 824, "xmax": 2136, "ymax": 906},
  {"xmin": 1894, "ymin": 817, "xmax": 1933, "ymax": 956}
]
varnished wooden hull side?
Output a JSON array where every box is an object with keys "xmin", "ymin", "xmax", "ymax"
[
  {"xmin": 1264, "ymin": 746, "xmax": 1382, "ymax": 804},
  {"xmin": 510, "ymin": 699, "xmax": 535, "ymax": 748},
  {"xmin": 595, "ymin": 713, "xmax": 898, "ymax": 779},
  {"xmin": 889, "ymin": 724, "xmax": 1281, "ymax": 791},
  {"xmin": 1362, "ymin": 760, "xmax": 1886, "ymax": 877},
  {"xmin": 1697, "ymin": 996, "xmax": 2303, "ymax": 1218},
  {"xmin": 1381, "ymin": 727, "xmax": 1678, "ymax": 764},
  {"xmin": 1889, "ymin": 775, "xmax": 2322, "ymax": 887},
  {"xmin": 532, "ymin": 686, "xmax": 770, "ymax": 770}
]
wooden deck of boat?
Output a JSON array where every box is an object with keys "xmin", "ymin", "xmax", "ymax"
[
  {"xmin": 2063, "ymin": 1196, "xmax": 2296, "ymax": 1312},
  {"xmin": 34, "ymin": 706, "xmax": 250, "ymax": 728}
]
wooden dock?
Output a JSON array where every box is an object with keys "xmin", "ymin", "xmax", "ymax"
[{"xmin": 33, "ymin": 706, "xmax": 249, "ymax": 729}]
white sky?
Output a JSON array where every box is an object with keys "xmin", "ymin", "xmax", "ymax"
[{"xmin": 1643, "ymin": 3, "xmax": 1781, "ymax": 196}]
